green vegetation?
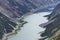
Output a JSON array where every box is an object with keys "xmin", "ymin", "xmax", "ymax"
[
  {"xmin": 5, "ymin": 18, "xmax": 28, "ymax": 40},
  {"xmin": 55, "ymin": 34, "xmax": 60, "ymax": 40},
  {"xmin": 48, "ymin": 31, "xmax": 60, "ymax": 40},
  {"xmin": 48, "ymin": 35, "xmax": 60, "ymax": 40},
  {"xmin": 5, "ymin": 22, "xmax": 22, "ymax": 40}
]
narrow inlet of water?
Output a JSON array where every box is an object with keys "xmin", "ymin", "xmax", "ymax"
[{"xmin": 8, "ymin": 12, "xmax": 50, "ymax": 40}]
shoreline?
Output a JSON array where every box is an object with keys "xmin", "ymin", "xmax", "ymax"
[{"xmin": 3, "ymin": 18, "xmax": 27, "ymax": 40}]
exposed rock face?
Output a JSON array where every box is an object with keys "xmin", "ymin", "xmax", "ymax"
[
  {"xmin": 0, "ymin": 0, "xmax": 60, "ymax": 18},
  {"xmin": 0, "ymin": 12, "xmax": 17, "ymax": 40},
  {"xmin": 39, "ymin": 3, "xmax": 60, "ymax": 40},
  {"xmin": 0, "ymin": 0, "xmax": 60, "ymax": 40}
]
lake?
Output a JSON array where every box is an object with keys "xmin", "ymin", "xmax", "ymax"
[{"xmin": 8, "ymin": 12, "xmax": 51, "ymax": 40}]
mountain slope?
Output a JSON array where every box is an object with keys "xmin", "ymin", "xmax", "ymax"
[
  {"xmin": 0, "ymin": 0, "xmax": 60, "ymax": 40},
  {"xmin": 0, "ymin": 13, "xmax": 17, "ymax": 40},
  {"xmin": 0, "ymin": 0, "xmax": 60, "ymax": 18},
  {"xmin": 39, "ymin": 3, "xmax": 60, "ymax": 40}
]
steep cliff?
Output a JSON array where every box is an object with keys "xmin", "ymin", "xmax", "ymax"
[
  {"xmin": 0, "ymin": 13, "xmax": 17, "ymax": 40},
  {"xmin": 39, "ymin": 3, "xmax": 60, "ymax": 40},
  {"xmin": 0, "ymin": 0, "xmax": 60, "ymax": 18},
  {"xmin": 0, "ymin": 0, "xmax": 60, "ymax": 40}
]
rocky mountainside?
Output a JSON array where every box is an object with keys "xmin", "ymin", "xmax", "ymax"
[
  {"xmin": 0, "ymin": 13, "xmax": 17, "ymax": 40},
  {"xmin": 0, "ymin": 0, "xmax": 60, "ymax": 40},
  {"xmin": 0, "ymin": 0, "xmax": 60, "ymax": 18},
  {"xmin": 39, "ymin": 3, "xmax": 60, "ymax": 40}
]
